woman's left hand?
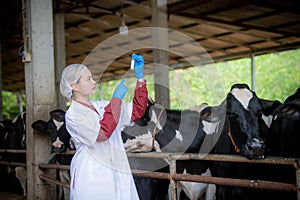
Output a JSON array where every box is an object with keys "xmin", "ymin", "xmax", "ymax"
[{"xmin": 112, "ymin": 79, "xmax": 128, "ymax": 99}]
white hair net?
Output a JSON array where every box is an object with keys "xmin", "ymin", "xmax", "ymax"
[{"xmin": 60, "ymin": 64, "xmax": 87, "ymax": 102}]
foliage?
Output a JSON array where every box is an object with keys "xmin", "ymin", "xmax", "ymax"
[
  {"xmin": 1, "ymin": 91, "xmax": 25, "ymax": 120},
  {"xmin": 97, "ymin": 49, "xmax": 299, "ymax": 109},
  {"xmin": 2, "ymin": 49, "xmax": 299, "ymax": 119}
]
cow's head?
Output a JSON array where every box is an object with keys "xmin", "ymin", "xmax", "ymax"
[
  {"xmin": 0, "ymin": 120, "xmax": 16, "ymax": 149},
  {"xmin": 227, "ymin": 84, "xmax": 266, "ymax": 159},
  {"xmin": 31, "ymin": 109, "xmax": 73, "ymax": 153},
  {"xmin": 201, "ymin": 84, "xmax": 266, "ymax": 159},
  {"xmin": 268, "ymin": 93, "xmax": 300, "ymax": 157},
  {"xmin": 12, "ymin": 111, "xmax": 26, "ymax": 149},
  {"xmin": 122, "ymin": 97, "xmax": 159, "ymax": 152},
  {"xmin": 135, "ymin": 96, "xmax": 156, "ymax": 126},
  {"xmin": 0, "ymin": 112, "xmax": 26, "ymax": 150}
]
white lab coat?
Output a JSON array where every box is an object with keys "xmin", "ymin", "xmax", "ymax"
[{"xmin": 66, "ymin": 100, "xmax": 139, "ymax": 200}]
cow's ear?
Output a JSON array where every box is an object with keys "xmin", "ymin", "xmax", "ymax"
[
  {"xmin": 200, "ymin": 107, "xmax": 220, "ymax": 122},
  {"xmin": 50, "ymin": 109, "xmax": 65, "ymax": 122},
  {"xmin": 200, "ymin": 100, "xmax": 226, "ymax": 122},
  {"xmin": 31, "ymin": 120, "xmax": 48, "ymax": 132},
  {"xmin": 260, "ymin": 99, "xmax": 282, "ymax": 116},
  {"xmin": 148, "ymin": 96, "xmax": 155, "ymax": 106},
  {"xmin": 277, "ymin": 102, "xmax": 300, "ymax": 120}
]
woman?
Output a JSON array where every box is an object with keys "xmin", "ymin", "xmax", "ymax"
[{"xmin": 59, "ymin": 54, "xmax": 148, "ymax": 200}]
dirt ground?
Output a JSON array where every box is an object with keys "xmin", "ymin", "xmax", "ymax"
[{"xmin": 0, "ymin": 192, "xmax": 25, "ymax": 200}]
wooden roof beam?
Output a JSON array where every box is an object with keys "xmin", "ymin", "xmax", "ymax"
[
  {"xmin": 55, "ymin": 0, "xmax": 98, "ymax": 13},
  {"xmin": 167, "ymin": 0, "xmax": 211, "ymax": 14},
  {"xmin": 175, "ymin": 12, "xmax": 300, "ymax": 38}
]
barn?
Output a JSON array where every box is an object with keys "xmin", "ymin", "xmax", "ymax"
[{"xmin": 0, "ymin": 0, "xmax": 299, "ymax": 199}]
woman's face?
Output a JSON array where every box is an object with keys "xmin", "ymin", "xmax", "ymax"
[{"xmin": 73, "ymin": 68, "xmax": 96, "ymax": 98}]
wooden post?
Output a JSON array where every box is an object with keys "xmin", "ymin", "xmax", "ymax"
[
  {"xmin": 24, "ymin": 0, "xmax": 56, "ymax": 199},
  {"xmin": 54, "ymin": 13, "xmax": 67, "ymax": 110},
  {"xmin": 152, "ymin": 0, "xmax": 170, "ymax": 109},
  {"xmin": 168, "ymin": 159, "xmax": 177, "ymax": 200}
]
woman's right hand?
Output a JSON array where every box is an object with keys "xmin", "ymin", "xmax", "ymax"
[{"xmin": 132, "ymin": 54, "xmax": 144, "ymax": 79}]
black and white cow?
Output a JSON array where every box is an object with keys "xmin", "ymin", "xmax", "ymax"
[
  {"xmin": 122, "ymin": 83, "xmax": 269, "ymax": 200},
  {"xmin": 267, "ymin": 87, "xmax": 300, "ymax": 157},
  {"xmin": 255, "ymin": 88, "xmax": 300, "ymax": 200},
  {"xmin": 0, "ymin": 119, "xmax": 20, "ymax": 194},
  {"xmin": 12, "ymin": 111, "xmax": 27, "ymax": 197},
  {"xmin": 31, "ymin": 109, "xmax": 74, "ymax": 200},
  {"xmin": 0, "ymin": 112, "xmax": 26, "ymax": 150},
  {"xmin": 203, "ymin": 86, "xmax": 300, "ymax": 200},
  {"xmin": 0, "ymin": 111, "xmax": 27, "ymax": 196},
  {"xmin": 233, "ymin": 87, "xmax": 300, "ymax": 200},
  {"xmin": 198, "ymin": 84, "xmax": 274, "ymax": 200},
  {"xmin": 195, "ymin": 84, "xmax": 272, "ymax": 200},
  {"xmin": 122, "ymin": 99, "xmax": 213, "ymax": 200}
]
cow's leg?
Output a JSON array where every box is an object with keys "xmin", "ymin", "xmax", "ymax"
[
  {"xmin": 205, "ymin": 184, "xmax": 216, "ymax": 200},
  {"xmin": 59, "ymin": 169, "xmax": 70, "ymax": 200},
  {"xmin": 176, "ymin": 183, "xmax": 183, "ymax": 200},
  {"xmin": 15, "ymin": 166, "xmax": 27, "ymax": 196},
  {"xmin": 177, "ymin": 168, "xmax": 215, "ymax": 200},
  {"xmin": 58, "ymin": 186, "xmax": 63, "ymax": 200}
]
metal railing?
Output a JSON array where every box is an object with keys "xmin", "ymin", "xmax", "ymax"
[
  {"xmin": 37, "ymin": 151, "xmax": 300, "ymax": 200},
  {"xmin": 1, "ymin": 149, "xmax": 299, "ymax": 199}
]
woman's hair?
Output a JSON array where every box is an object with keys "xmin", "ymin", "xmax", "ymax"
[{"xmin": 60, "ymin": 64, "xmax": 87, "ymax": 102}]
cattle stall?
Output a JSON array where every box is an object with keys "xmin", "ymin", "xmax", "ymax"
[
  {"xmin": 1, "ymin": 149, "xmax": 299, "ymax": 199},
  {"xmin": 0, "ymin": 149, "xmax": 26, "ymax": 198},
  {"xmin": 0, "ymin": 149, "xmax": 26, "ymax": 167},
  {"xmin": 35, "ymin": 151, "xmax": 300, "ymax": 200},
  {"xmin": 1, "ymin": 1, "xmax": 300, "ymax": 199}
]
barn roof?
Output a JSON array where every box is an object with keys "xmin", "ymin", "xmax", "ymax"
[{"xmin": 1, "ymin": 0, "xmax": 299, "ymax": 92}]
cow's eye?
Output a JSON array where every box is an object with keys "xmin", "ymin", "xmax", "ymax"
[
  {"xmin": 47, "ymin": 127, "xmax": 55, "ymax": 133},
  {"xmin": 240, "ymin": 121, "xmax": 249, "ymax": 132},
  {"xmin": 227, "ymin": 111, "xmax": 238, "ymax": 118}
]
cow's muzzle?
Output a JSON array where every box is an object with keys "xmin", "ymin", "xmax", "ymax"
[
  {"xmin": 246, "ymin": 138, "xmax": 265, "ymax": 159},
  {"xmin": 52, "ymin": 145, "xmax": 66, "ymax": 153}
]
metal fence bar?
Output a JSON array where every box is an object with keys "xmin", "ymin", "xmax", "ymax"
[
  {"xmin": 37, "ymin": 162, "xmax": 300, "ymax": 193},
  {"xmin": 39, "ymin": 163, "xmax": 70, "ymax": 170},
  {"xmin": 57, "ymin": 150, "xmax": 75, "ymax": 155},
  {"xmin": 39, "ymin": 174, "xmax": 70, "ymax": 188},
  {"xmin": 0, "ymin": 161, "xmax": 26, "ymax": 167},
  {"xmin": 127, "ymin": 152, "xmax": 300, "ymax": 167},
  {"xmin": 4, "ymin": 148, "xmax": 296, "ymax": 197},
  {"xmin": 59, "ymin": 151, "xmax": 300, "ymax": 167},
  {"xmin": 37, "ymin": 151, "xmax": 300, "ymax": 199},
  {"xmin": 0, "ymin": 149, "xmax": 27, "ymax": 153},
  {"xmin": 132, "ymin": 169, "xmax": 299, "ymax": 192}
]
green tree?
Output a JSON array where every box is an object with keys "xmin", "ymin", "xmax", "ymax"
[
  {"xmin": 3, "ymin": 48, "xmax": 298, "ymax": 119},
  {"xmin": 1, "ymin": 91, "xmax": 25, "ymax": 120},
  {"xmin": 98, "ymin": 49, "xmax": 299, "ymax": 109}
]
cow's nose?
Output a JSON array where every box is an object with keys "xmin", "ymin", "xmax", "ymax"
[
  {"xmin": 52, "ymin": 144, "xmax": 66, "ymax": 153},
  {"xmin": 247, "ymin": 138, "xmax": 265, "ymax": 159},
  {"xmin": 52, "ymin": 137, "xmax": 66, "ymax": 152}
]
